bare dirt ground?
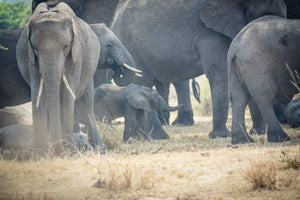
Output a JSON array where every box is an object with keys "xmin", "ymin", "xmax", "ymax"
[{"xmin": 0, "ymin": 77, "xmax": 299, "ymax": 200}]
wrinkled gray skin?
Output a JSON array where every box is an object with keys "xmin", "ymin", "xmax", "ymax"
[
  {"xmin": 228, "ymin": 16, "xmax": 300, "ymax": 144},
  {"xmin": 0, "ymin": 124, "xmax": 92, "ymax": 151},
  {"xmin": 111, "ymin": 0, "xmax": 287, "ymax": 138},
  {"xmin": 16, "ymin": 3, "xmax": 101, "ymax": 153},
  {"xmin": 286, "ymin": 98, "xmax": 300, "ymax": 128},
  {"xmin": 94, "ymin": 84, "xmax": 182, "ymax": 142}
]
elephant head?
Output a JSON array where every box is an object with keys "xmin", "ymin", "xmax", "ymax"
[
  {"xmin": 126, "ymin": 84, "xmax": 182, "ymax": 112},
  {"xmin": 199, "ymin": 0, "xmax": 287, "ymax": 39},
  {"xmin": 16, "ymin": 2, "xmax": 100, "ymax": 152},
  {"xmin": 90, "ymin": 24, "xmax": 142, "ymax": 86}
]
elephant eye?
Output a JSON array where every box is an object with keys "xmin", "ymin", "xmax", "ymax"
[
  {"xmin": 107, "ymin": 43, "xmax": 113, "ymax": 48},
  {"xmin": 64, "ymin": 44, "xmax": 70, "ymax": 49}
]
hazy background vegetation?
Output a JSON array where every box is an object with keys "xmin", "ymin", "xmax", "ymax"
[{"xmin": 0, "ymin": 0, "xmax": 30, "ymax": 28}]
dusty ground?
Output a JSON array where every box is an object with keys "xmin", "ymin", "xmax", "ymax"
[{"xmin": 0, "ymin": 77, "xmax": 299, "ymax": 200}]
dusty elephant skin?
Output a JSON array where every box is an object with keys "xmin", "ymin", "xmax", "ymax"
[
  {"xmin": 94, "ymin": 84, "xmax": 182, "ymax": 142},
  {"xmin": 0, "ymin": 124, "xmax": 92, "ymax": 151},
  {"xmin": 110, "ymin": 0, "xmax": 287, "ymax": 138},
  {"xmin": 16, "ymin": 3, "xmax": 101, "ymax": 153},
  {"xmin": 228, "ymin": 16, "xmax": 300, "ymax": 144}
]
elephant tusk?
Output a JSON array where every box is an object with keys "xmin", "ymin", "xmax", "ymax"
[
  {"xmin": 122, "ymin": 63, "xmax": 143, "ymax": 74},
  {"xmin": 36, "ymin": 76, "xmax": 44, "ymax": 108},
  {"xmin": 62, "ymin": 74, "xmax": 76, "ymax": 99},
  {"xmin": 135, "ymin": 73, "xmax": 143, "ymax": 78}
]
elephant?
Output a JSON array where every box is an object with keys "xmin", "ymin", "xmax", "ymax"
[
  {"xmin": 94, "ymin": 84, "xmax": 182, "ymax": 142},
  {"xmin": 286, "ymin": 98, "xmax": 300, "ymax": 128},
  {"xmin": 0, "ymin": 27, "xmax": 30, "ymax": 109},
  {"xmin": 110, "ymin": 0, "xmax": 287, "ymax": 138},
  {"xmin": 16, "ymin": 3, "xmax": 102, "ymax": 153},
  {"xmin": 0, "ymin": 124, "xmax": 92, "ymax": 151},
  {"xmin": 228, "ymin": 16, "xmax": 300, "ymax": 143}
]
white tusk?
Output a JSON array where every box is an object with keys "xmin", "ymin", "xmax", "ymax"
[
  {"xmin": 62, "ymin": 74, "xmax": 76, "ymax": 99},
  {"xmin": 36, "ymin": 76, "xmax": 44, "ymax": 108},
  {"xmin": 135, "ymin": 73, "xmax": 143, "ymax": 78},
  {"xmin": 122, "ymin": 63, "xmax": 143, "ymax": 74}
]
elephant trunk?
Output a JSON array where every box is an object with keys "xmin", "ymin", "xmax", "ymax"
[
  {"xmin": 44, "ymin": 74, "xmax": 62, "ymax": 151},
  {"xmin": 163, "ymin": 104, "xmax": 183, "ymax": 112},
  {"xmin": 112, "ymin": 42, "xmax": 141, "ymax": 86}
]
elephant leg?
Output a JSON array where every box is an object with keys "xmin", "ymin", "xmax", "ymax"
[
  {"xmin": 31, "ymin": 85, "xmax": 48, "ymax": 150},
  {"xmin": 154, "ymin": 80, "xmax": 170, "ymax": 125},
  {"xmin": 172, "ymin": 80, "xmax": 194, "ymax": 126},
  {"xmin": 76, "ymin": 81, "xmax": 102, "ymax": 147},
  {"xmin": 253, "ymin": 96, "xmax": 290, "ymax": 142},
  {"xmin": 123, "ymin": 105, "xmax": 137, "ymax": 142},
  {"xmin": 248, "ymin": 99, "xmax": 266, "ymax": 135},
  {"xmin": 198, "ymin": 37, "xmax": 231, "ymax": 138},
  {"xmin": 230, "ymin": 70, "xmax": 254, "ymax": 144},
  {"xmin": 146, "ymin": 110, "xmax": 169, "ymax": 139},
  {"xmin": 137, "ymin": 110, "xmax": 150, "ymax": 140},
  {"xmin": 60, "ymin": 86, "xmax": 75, "ymax": 147}
]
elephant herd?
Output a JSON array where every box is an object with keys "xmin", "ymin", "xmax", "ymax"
[{"xmin": 0, "ymin": 0, "xmax": 299, "ymax": 154}]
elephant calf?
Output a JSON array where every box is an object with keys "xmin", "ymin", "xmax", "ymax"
[
  {"xmin": 228, "ymin": 16, "xmax": 300, "ymax": 144},
  {"xmin": 94, "ymin": 84, "xmax": 182, "ymax": 141},
  {"xmin": 0, "ymin": 124, "xmax": 92, "ymax": 151},
  {"xmin": 286, "ymin": 98, "xmax": 300, "ymax": 128}
]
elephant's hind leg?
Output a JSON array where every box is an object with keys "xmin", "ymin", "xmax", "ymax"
[{"xmin": 230, "ymin": 69, "xmax": 254, "ymax": 144}]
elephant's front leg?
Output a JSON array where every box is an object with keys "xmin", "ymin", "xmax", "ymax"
[
  {"xmin": 76, "ymin": 81, "xmax": 102, "ymax": 147},
  {"xmin": 198, "ymin": 36, "xmax": 231, "ymax": 138},
  {"xmin": 172, "ymin": 80, "xmax": 194, "ymax": 126},
  {"xmin": 31, "ymin": 76, "xmax": 48, "ymax": 151},
  {"xmin": 60, "ymin": 85, "xmax": 75, "ymax": 147}
]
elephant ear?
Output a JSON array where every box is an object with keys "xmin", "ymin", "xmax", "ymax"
[
  {"xmin": 16, "ymin": 26, "xmax": 32, "ymax": 85},
  {"xmin": 126, "ymin": 84, "xmax": 152, "ymax": 112},
  {"xmin": 199, "ymin": 0, "xmax": 247, "ymax": 39}
]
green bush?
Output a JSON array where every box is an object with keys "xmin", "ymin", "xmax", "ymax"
[{"xmin": 0, "ymin": 1, "xmax": 31, "ymax": 28}]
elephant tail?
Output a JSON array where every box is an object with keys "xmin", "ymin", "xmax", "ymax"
[{"xmin": 192, "ymin": 78, "xmax": 201, "ymax": 104}]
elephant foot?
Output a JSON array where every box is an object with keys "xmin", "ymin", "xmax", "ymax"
[
  {"xmin": 209, "ymin": 129, "xmax": 231, "ymax": 138},
  {"xmin": 231, "ymin": 132, "xmax": 255, "ymax": 144},
  {"xmin": 150, "ymin": 131, "xmax": 170, "ymax": 140},
  {"xmin": 267, "ymin": 130, "xmax": 290, "ymax": 142},
  {"xmin": 171, "ymin": 111, "xmax": 194, "ymax": 126}
]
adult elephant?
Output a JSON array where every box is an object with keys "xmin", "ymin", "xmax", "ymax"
[
  {"xmin": 228, "ymin": 16, "xmax": 300, "ymax": 143},
  {"xmin": 0, "ymin": 27, "xmax": 30, "ymax": 109},
  {"xmin": 16, "ymin": 2, "xmax": 101, "ymax": 153},
  {"xmin": 110, "ymin": 0, "xmax": 287, "ymax": 138}
]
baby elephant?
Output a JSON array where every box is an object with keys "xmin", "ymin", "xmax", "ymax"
[
  {"xmin": 0, "ymin": 124, "xmax": 92, "ymax": 151},
  {"xmin": 94, "ymin": 84, "xmax": 182, "ymax": 141},
  {"xmin": 286, "ymin": 98, "xmax": 300, "ymax": 128}
]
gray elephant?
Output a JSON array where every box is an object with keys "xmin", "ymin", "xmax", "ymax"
[
  {"xmin": 0, "ymin": 124, "xmax": 92, "ymax": 151},
  {"xmin": 228, "ymin": 16, "xmax": 300, "ymax": 143},
  {"xmin": 94, "ymin": 84, "xmax": 182, "ymax": 142},
  {"xmin": 16, "ymin": 3, "xmax": 101, "ymax": 153},
  {"xmin": 0, "ymin": 27, "xmax": 30, "ymax": 109},
  {"xmin": 110, "ymin": 0, "xmax": 287, "ymax": 138},
  {"xmin": 286, "ymin": 98, "xmax": 300, "ymax": 128}
]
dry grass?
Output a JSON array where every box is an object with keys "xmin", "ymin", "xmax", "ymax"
[{"xmin": 0, "ymin": 76, "xmax": 300, "ymax": 199}]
